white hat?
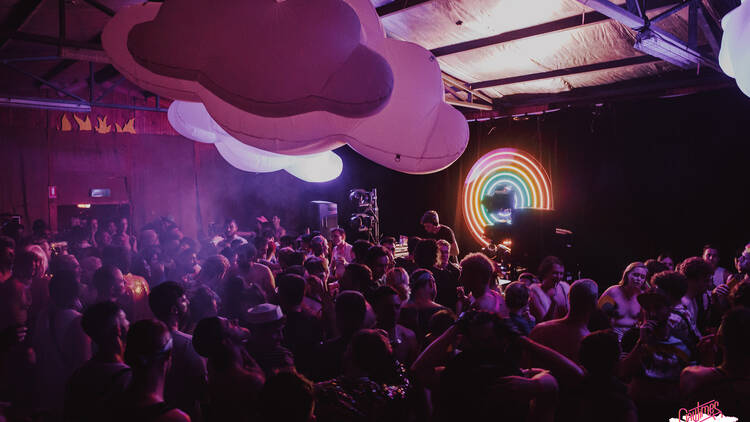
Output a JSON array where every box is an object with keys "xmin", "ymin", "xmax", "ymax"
[{"xmin": 246, "ymin": 303, "xmax": 284, "ymax": 325}]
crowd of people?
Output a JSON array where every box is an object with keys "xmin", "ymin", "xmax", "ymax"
[{"xmin": 0, "ymin": 210, "xmax": 749, "ymax": 422}]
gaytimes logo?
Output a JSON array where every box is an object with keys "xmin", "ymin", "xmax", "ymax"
[{"xmin": 668, "ymin": 401, "xmax": 738, "ymax": 422}]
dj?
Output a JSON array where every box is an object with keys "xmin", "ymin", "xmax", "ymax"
[{"xmin": 421, "ymin": 210, "xmax": 459, "ymax": 263}]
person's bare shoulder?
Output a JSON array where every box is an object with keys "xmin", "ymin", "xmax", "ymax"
[
  {"xmin": 680, "ymin": 365, "xmax": 719, "ymax": 396},
  {"xmin": 159, "ymin": 408, "xmax": 191, "ymax": 422}
]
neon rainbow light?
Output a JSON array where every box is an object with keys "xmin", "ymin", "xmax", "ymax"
[{"xmin": 463, "ymin": 148, "xmax": 553, "ymax": 246}]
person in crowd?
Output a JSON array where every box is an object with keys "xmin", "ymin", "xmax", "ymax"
[
  {"xmin": 0, "ymin": 236, "xmax": 14, "ymax": 283},
  {"xmin": 0, "ymin": 278, "xmax": 35, "ymax": 418},
  {"xmin": 195, "ymin": 255, "xmax": 230, "ymax": 293},
  {"xmin": 149, "ymin": 282, "xmax": 207, "ymax": 420},
  {"xmin": 504, "ymin": 281, "xmax": 536, "ymax": 336},
  {"xmin": 729, "ymin": 279, "xmax": 750, "ymax": 309},
  {"xmin": 436, "ymin": 239, "xmax": 460, "ymax": 303},
  {"xmin": 315, "ymin": 329, "xmax": 409, "ymax": 422},
  {"xmin": 304, "ymin": 256, "xmax": 329, "ymax": 284},
  {"xmin": 15, "ymin": 247, "xmax": 50, "ymax": 326},
  {"xmin": 400, "ymin": 269, "xmax": 445, "ymax": 342},
  {"xmin": 313, "ymin": 291, "xmax": 368, "ymax": 381},
  {"xmin": 365, "ymin": 245, "xmax": 391, "ymax": 285},
  {"xmin": 372, "ymin": 286, "xmax": 419, "ymax": 366},
  {"xmin": 597, "ymin": 262, "xmax": 648, "ymax": 341},
  {"xmin": 103, "ymin": 245, "xmax": 152, "ymax": 321},
  {"xmin": 420, "ymin": 210, "xmax": 459, "ymax": 262},
  {"xmin": 678, "ymin": 256, "xmax": 717, "ymax": 335},
  {"xmin": 620, "ymin": 285, "xmax": 692, "ymax": 420},
  {"xmin": 644, "ymin": 259, "xmax": 669, "ymax": 284},
  {"xmin": 79, "ymin": 255, "xmax": 102, "ymax": 305},
  {"xmin": 658, "ymin": 252, "xmax": 675, "ymax": 271},
  {"xmin": 330, "ymin": 228, "xmax": 354, "ymax": 264},
  {"xmin": 234, "ymin": 246, "xmax": 276, "ymax": 301},
  {"xmin": 727, "ymin": 246, "xmax": 750, "ymax": 290},
  {"xmin": 139, "ymin": 229, "xmax": 160, "ymax": 251},
  {"xmin": 309, "ymin": 235, "xmax": 328, "ymax": 261},
  {"xmin": 94, "ymin": 265, "xmax": 129, "ymax": 310},
  {"xmin": 394, "ymin": 236, "xmax": 420, "ymax": 276},
  {"xmin": 245, "ymin": 303, "xmax": 295, "ymax": 376},
  {"xmin": 64, "ymin": 302, "xmax": 132, "ymax": 422},
  {"xmin": 34, "ymin": 271, "xmax": 91, "ymax": 418},
  {"xmin": 641, "ymin": 271, "xmax": 695, "ymax": 357},
  {"xmin": 530, "ymin": 279, "xmax": 598, "ymax": 362},
  {"xmin": 217, "ymin": 219, "xmax": 247, "ymax": 249},
  {"xmin": 277, "ymin": 247, "xmax": 304, "ymax": 271},
  {"xmin": 423, "ymin": 309, "xmax": 457, "ymax": 347},
  {"xmin": 95, "ymin": 229, "xmax": 113, "ymax": 252},
  {"xmin": 414, "ymin": 238, "xmax": 455, "ymax": 310},
  {"xmin": 380, "ymin": 236, "xmax": 397, "ymax": 257},
  {"xmin": 185, "ymin": 285, "xmax": 219, "ymax": 334},
  {"xmin": 518, "ymin": 272, "xmax": 540, "ymax": 286},
  {"xmin": 415, "ymin": 311, "xmax": 563, "ymax": 422},
  {"xmin": 386, "ymin": 267, "xmax": 410, "ymax": 305},
  {"xmin": 222, "ymin": 276, "xmax": 265, "ymax": 325},
  {"xmin": 192, "ymin": 317, "xmax": 265, "ymax": 422},
  {"xmin": 277, "ymin": 273, "xmax": 324, "ymax": 377},
  {"xmin": 456, "ymin": 253, "xmax": 508, "ymax": 316},
  {"xmin": 574, "ymin": 330, "xmax": 637, "ymax": 422},
  {"xmin": 680, "ymin": 307, "xmax": 750, "ymax": 418},
  {"xmin": 703, "ymin": 244, "xmax": 729, "ymax": 287},
  {"xmin": 351, "ymin": 240, "xmax": 372, "ymax": 265},
  {"xmin": 339, "ymin": 263, "xmax": 375, "ymax": 299},
  {"xmin": 258, "ymin": 370, "xmax": 315, "ymax": 422},
  {"xmin": 111, "ymin": 319, "xmax": 190, "ymax": 422},
  {"xmin": 529, "ymin": 256, "xmax": 569, "ymax": 322}
]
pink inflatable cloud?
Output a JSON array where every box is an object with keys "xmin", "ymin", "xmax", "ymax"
[
  {"xmin": 103, "ymin": 0, "xmax": 468, "ymax": 174},
  {"xmin": 127, "ymin": 0, "xmax": 393, "ymax": 118}
]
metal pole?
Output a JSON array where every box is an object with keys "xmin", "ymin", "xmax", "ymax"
[
  {"xmin": 89, "ymin": 61, "xmax": 94, "ymax": 103},
  {"xmin": 2, "ymin": 62, "xmax": 88, "ymax": 103}
]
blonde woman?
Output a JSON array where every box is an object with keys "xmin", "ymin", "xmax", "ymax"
[{"xmin": 598, "ymin": 262, "xmax": 648, "ymax": 340}]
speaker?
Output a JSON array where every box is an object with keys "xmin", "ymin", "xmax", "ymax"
[
  {"xmin": 510, "ymin": 209, "xmax": 558, "ymax": 270},
  {"xmin": 307, "ymin": 201, "xmax": 338, "ymax": 237}
]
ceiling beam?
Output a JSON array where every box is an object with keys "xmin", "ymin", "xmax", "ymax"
[
  {"xmin": 9, "ymin": 32, "xmax": 103, "ymax": 50},
  {"xmin": 0, "ymin": 0, "xmax": 44, "ymax": 50},
  {"xmin": 376, "ymin": 0, "xmax": 431, "ymax": 17},
  {"xmin": 576, "ymin": 0, "xmax": 719, "ymax": 70},
  {"xmin": 82, "ymin": 0, "xmax": 116, "ymax": 17},
  {"xmin": 472, "ymin": 55, "xmax": 660, "ymax": 90},
  {"xmin": 430, "ymin": 0, "xmax": 681, "ymax": 57},
  {"xmin": 463, "ymin": 70, "xmax": 732, "ymax": 119}
]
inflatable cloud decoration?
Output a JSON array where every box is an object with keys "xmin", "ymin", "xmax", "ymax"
[
  {"xmin": 168, "ymin": 101, "xmax": 342, "ymax": 182},
  {"xmin": 127, "ymin": 0, "xmax": 393, "ymax": 118},
  {"xmin": 103, "ymin": 0, "xmax": 468, "ymax": 174},
  {"xmin": 719, "ymin": 0, "xmax": 750, "ymax": 97}
]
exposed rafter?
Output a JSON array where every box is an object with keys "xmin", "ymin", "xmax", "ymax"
[
  {"xmin": 0, "ymin": 0, "xmax": 44, "ymax": 50},
  {"xmin": 376, "ymin": 0, "xmax": 431, "ymax": 17},
  {"xmin": 463, "ymin": 70, "xmax": 732, "ymax": 119},
  {"xmin": 472, "ymin": 55, "xmax": 660, "ymax": 90},
  {"xmin": 430, "ymin": 0, "xmax": 681, "ymax": 57}
]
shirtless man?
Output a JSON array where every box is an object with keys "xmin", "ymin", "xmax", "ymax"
[
  {"xmin": 598, "ymin": 262, "xmax": 648, "ymax": 340},
  {"xmin": 529, "ymin": 256, "xmax": 569, "ymax": 322},
  {"xmin": 530, "ymin": 279, "xmax": 598, "ymax": 362}
]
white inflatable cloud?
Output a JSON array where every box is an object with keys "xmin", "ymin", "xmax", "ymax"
[
  {"xmin": 168, "ymin": 101, "xmax": 342, "ymax": 182},
  {"xmin": 719, "ymin": 0, "xmax": 750, "ymax": 97}
]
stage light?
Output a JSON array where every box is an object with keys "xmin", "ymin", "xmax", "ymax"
[
  {"xmin": 76, "ymin": 204, "xmax": 92, "ymax": 209},
  {"xmin": 463, "ymin": 148, "xmax": 553, "ymax": 246}
]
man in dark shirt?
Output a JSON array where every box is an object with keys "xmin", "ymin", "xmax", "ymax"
[
  {"xmin": 420, "ymin": 211, "xmax": 458, "ymax": 263},
  {"xmin": 276, "ymin": 273, "xmax": 324, "ymax": 377}
]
